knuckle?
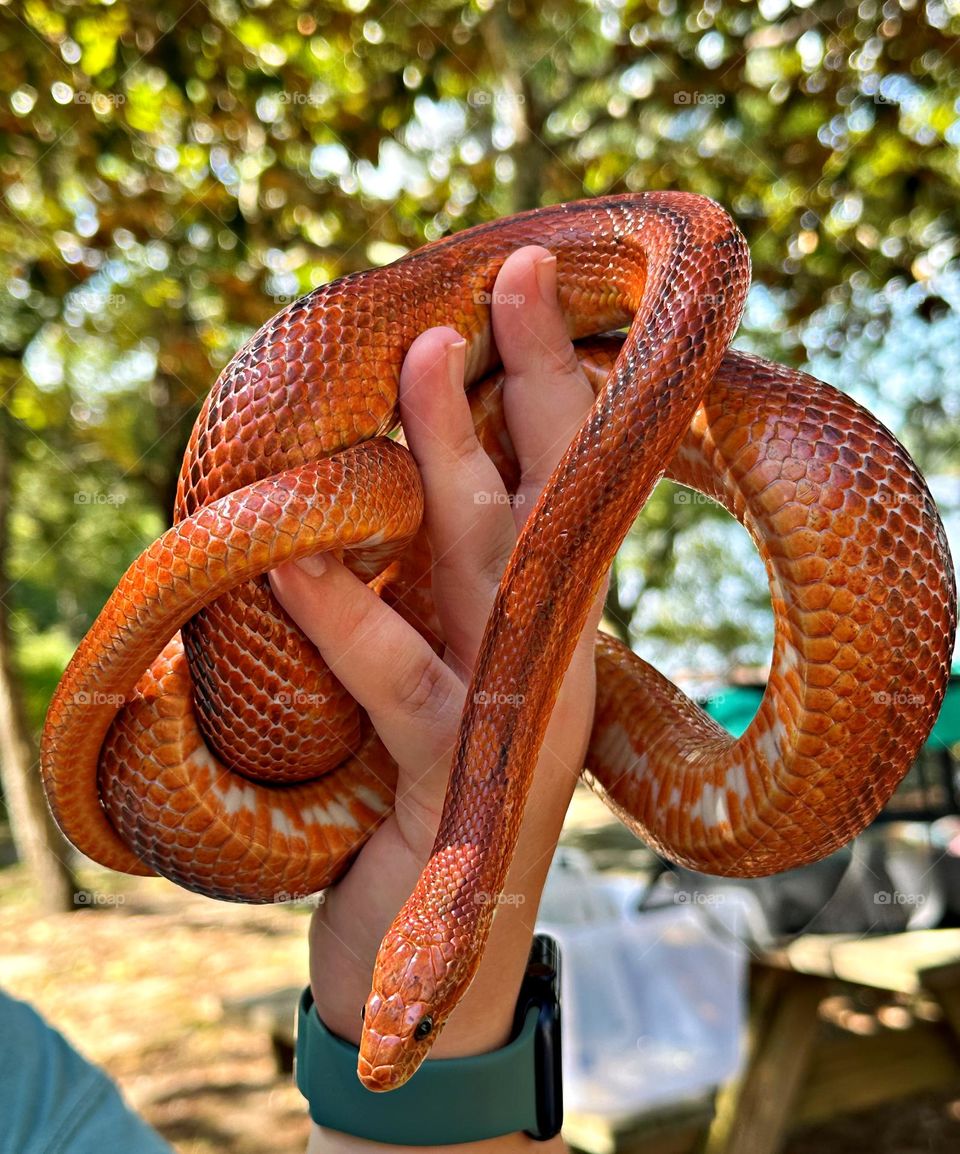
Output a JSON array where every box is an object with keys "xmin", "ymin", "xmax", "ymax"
[
  {"xmin": 435, "ymin": 534, "xmax": 506, "ymax": 598},
  {"xmin": 543, "ymin": 340, "xmax": 586, "ymax": 382},
  {"xmin": 396, "ymin": 787, "xmax": 447, "ymax": 849},
  {"xmin": 332, "ymin": 591, "xmax": 380, "ymax": 648},
  {"xmin": 474, "ymin": 539, "xmax": 508, "ymax": 590},
  {"xmin": 392, "ymin": 652, "xmax": 457, "ymax": 723},
  {"xmin": 512, "ymin": 326, "xmax": 584, "ymax": 383},
  {"xmin": 443, "ymin": 421, "xmax": 485, "ymax": 465},
  {"xmin": 519, "ymin": 439, "xmax": 575, "ymax": 493}
]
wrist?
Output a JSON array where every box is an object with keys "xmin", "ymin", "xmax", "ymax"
[
  {"xmin": 308, "ymin": 822, "xmax": 530, "ymax": 1058},
  {"xmin": 300, "ymin": 935, "xmax": 566, "ymax": 1152},
  {"xmin": 309, "ymin": 893, "xmax": 521, "ymax": 1058}
]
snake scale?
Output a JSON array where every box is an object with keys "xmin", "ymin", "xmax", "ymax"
[{"xmin": 41, "ymin": 193, "xmax": 956, "ymax": 1089}]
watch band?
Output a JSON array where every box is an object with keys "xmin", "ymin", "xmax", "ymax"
[{"xmin": 295, "ymin": 934, "xmax": 563, "ymax": 1145}]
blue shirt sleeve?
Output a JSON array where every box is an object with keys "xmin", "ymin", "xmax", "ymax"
[{"xmin": 0, "ymin": 989, "xmax": 174, "ymax": 1154}]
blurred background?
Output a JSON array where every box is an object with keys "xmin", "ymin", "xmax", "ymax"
[{"xmin": 1, "ymin": 0, "xmax": 960, "ymax": 1152}]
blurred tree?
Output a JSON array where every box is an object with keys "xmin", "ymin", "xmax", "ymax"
[
  {"xmin": 0, "ymin": 382, "xmax": 78, "ymax": 909},
  {"xmin": 0, "ymin": 0, "xmax": 958, "ymax": 893}
]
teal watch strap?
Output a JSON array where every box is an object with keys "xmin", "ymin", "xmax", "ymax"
[
  {"xmin": 295, "ymin": 935, "xmax": 563, "ymax": 1145},
  {"xmin": 296, "ymin": 989, "xmax": 538, "ymax": 1145}
]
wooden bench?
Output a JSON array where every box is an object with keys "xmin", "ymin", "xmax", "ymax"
[{"xmin": 702, "ymin": 929, "xmax": 960, "ymax": 1154}]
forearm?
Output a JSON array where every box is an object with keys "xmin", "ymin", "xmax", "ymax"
[
  {"xmin": 305, "ymin": 739, "xmax": 585, "ymax": 1154},
  {"xmin": 310, "ymin": 740, "xmax": 583, "ymax": 1049}
]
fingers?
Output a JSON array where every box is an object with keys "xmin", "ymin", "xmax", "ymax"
[
  {"xmin": 494, "ymin": 247, "xmax": 606, "ymax": 658},
  {"xmin": 493, "ymin": 247, "xmax": 596, "ymax": 521},
  {"xmin": 400, "ymin": 250, "xmax": 598, "ymax": 675},
  {"xmin": 268, "ymin": 560, "xmax": 462, "ymax": 792},
  {"xmin": 398, "ymin": 328, "xmax": 518, "ymax": 677},
  {"xmin": 270, "ymin": 248, "xmax": 603, "ymax": 793}
]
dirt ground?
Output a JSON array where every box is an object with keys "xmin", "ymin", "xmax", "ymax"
[
  {"xmin": 788, "ymin": 1096, "xmax": 960, "ymax": 1154},
  {"xmin": 0, "ymin": 865, "xmax": 312, "ymax": 1154},
  {"xmin": 3, "ymin": 792, "xmax": 960, "ymax": 1153}
]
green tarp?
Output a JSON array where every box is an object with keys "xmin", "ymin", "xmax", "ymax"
[{"xmin": 704, "ymin": 669, "xmax": 960, "ymax": 749}]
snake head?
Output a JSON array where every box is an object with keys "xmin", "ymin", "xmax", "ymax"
[{"xmin": 357, "ymin": 927, "xmax": 459, "ymax": 1091}]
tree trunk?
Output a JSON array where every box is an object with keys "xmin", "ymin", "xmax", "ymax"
[
  {"xmin": 0, "ymin": 396, "xmax": 79, "ymax": 911},
  {"xmin": 481, "ymin": 6, "xmax": 551, "ymax": 214}
]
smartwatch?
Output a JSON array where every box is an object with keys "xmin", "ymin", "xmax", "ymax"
[{"xmin": 295, "ymin": 934, "xmax": 563, "ymax": 1145}]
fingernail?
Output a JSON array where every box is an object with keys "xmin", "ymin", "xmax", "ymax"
[
  {"xmin": 534, "ymin": 253, "xmax": 557, "ymax": 305},
  {"xmin": 295, "ymin": 553, "xmax": 327, "ymax": 577},
  {"xmin": 447, "ymin": 339, "xmax": 467, "ymax": 391}
]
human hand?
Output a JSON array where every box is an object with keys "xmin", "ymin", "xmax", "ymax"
[{"xmin": 270, "ymin": 245, "xmax": 608, "ymax": 1152}]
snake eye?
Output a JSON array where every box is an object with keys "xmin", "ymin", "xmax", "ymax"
[
  {"xmin": 414, "ymin": 1015, "xmax": 434, "ymax": 1041},
  {"xmin": 360, "ymin": 1005, "xmax": 365, "ymax": 1021}
]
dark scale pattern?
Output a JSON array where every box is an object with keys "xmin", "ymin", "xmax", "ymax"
[{"xmin": 38, "ymin": 194, "xmax": 955, "ymax": 1093}]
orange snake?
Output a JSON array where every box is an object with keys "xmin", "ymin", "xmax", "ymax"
[{"xmin": 40, "ymin": 193, "xmax": 957, "ymax": 1090}]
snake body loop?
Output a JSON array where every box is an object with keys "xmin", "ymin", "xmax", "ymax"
[{"xmin": 40, "ymin": 193, "xmax": 956, "ymax": 1091}]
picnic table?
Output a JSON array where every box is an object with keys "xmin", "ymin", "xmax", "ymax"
[{"xmin": 704, "ymin": 928, "xmax": 960, "ymax": 1154}]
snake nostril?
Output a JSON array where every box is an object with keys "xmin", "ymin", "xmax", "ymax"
[{"xmin": 414, "ymin": 1015, "xmax": 434, "ymax": 1041}]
